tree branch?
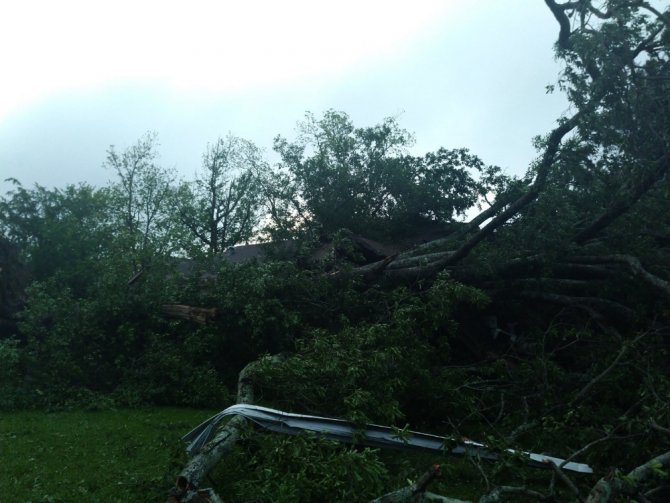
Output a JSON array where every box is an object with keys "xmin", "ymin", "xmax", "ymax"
[
  {"xmin": 574, "ymin": 154, "xmax": 670, "ymax": 245},
  {"xmin": 444, "ymin": 110, "xmax": 584, "ymax": 266},
  {"xmin": 549, "ymin": 460, "xmax": 585, "ymax": 502},
  {"xmin": 586, "ymin": 450, "xmax": 670, "ymax": 503},
  {"xmin": 544, "ymin": 0, "xmax": 575, "ymax": 50},
  {"xmin": 478, "ymin": 485, "xmax": 549, "ymax": 503},
  {"xmin": 570, "ymin": 332, "xmax": 648, "ymax": 407},
  {"xmin": 169, "ymin": 355, "xmax": 284, "ymax": 501},
  {"xmin": 369, "ymin": 465, "xmax": 471, "ymax": 503},
  {"xmin": 518, "ymin": 291, "xmax": 635, "ymax": 323},
  {"xmin": 570, "ymin": 255, "xmax": 670, "ymax": 301}
]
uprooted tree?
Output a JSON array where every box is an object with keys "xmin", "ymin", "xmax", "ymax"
[{"xmin": 168, "ymin": 1, "xmax": 670, "ymax": 502}]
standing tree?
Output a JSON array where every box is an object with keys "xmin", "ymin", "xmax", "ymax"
[
  {"xmin": 0, "ymin": 180, "xmax": 114, "ymax": 285},
  {"xmin": 105, "ymin": 132, "xmax": 178, "ymax": 267},
  {"xmin": 178, "ymin": 135, "xmax": 266, "ymax": 255},
  {"xmin": 271, "ymin": 110, "xmax": 509, "ymax": 241}
]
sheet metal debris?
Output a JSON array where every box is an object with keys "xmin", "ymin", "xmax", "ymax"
[{"xmin": 183, "ymin": 404, "xmax": 593, "ymax": 474}]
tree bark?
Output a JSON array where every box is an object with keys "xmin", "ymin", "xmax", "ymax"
[
  {"xmin": 574, "ymin": 154, "xmax": 670, "ymax": 245},
  {"xmin": 169, "ymin": 356, "xmax": 282, "ymax": 502},
  {"xmin": 585, "ymin": 450, "xmax": 670, "ymax": 503},
  {"xmin": 570, "ymin": 255, "xmax": 670, "ymax": 301},
  {"xmin": 162, "ymin": 305, "xmax": 217, "ymax": 325}
]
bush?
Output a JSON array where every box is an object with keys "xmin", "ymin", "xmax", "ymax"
[
  {"xmin": 219, "ymin": 432, "xmax": 388, "ymax": 503},
  {"xmin": 0, "ymin": 337, "xmax": 21, "ymax": 410}
]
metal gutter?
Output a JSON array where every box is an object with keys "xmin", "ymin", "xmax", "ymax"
[{"xmin": 183, "ymin": 404, "xmax": 593, "ymax": 474}]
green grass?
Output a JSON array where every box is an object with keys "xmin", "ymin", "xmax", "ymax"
[
  {"xmin": 0, "ymin": 408, "xmax": 579, "ymax": 502},
  {"xmin": 0, "ymin": 408, "xmax": 217, "ymax": 503}
]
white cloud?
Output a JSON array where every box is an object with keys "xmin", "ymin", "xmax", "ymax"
[
  {"xmin": 0, "ymin": 0, "xmax": 458, "ymax": 118},
  {"xmin": 0, "ymin": 0, "xmax": 569, "ymax": 194}
]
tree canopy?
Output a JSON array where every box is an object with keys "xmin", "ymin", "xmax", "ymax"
[
  {"xmin": 177, "ymin": 134, "xmax": 267, "ymax": 255},
  {"xmin": 271, "ymin": 110, "xmax": 507, "ymax": 240}
]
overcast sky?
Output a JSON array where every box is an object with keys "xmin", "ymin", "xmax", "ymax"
[{"xmin": 0, "ymin": 1, "xmax": 569, "ymax": 195}]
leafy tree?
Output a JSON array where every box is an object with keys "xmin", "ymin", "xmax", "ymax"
[
  {"xmin": 271, "ymin": 110, "xmax": 502, "ymax": 240},
  {"xmin": 177, "ymin": 135, "xmax": 267, "ymax": 255},
  {"xmin": 104, "ymin": 132, "xmax": 178, "ymax": 266},
  {"xmin": 0, "ymin": 180, "xmax": 114, "ymax": 287}
]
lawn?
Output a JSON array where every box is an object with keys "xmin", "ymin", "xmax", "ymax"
[{"xmin": 0, "ymin": 408, "xmax": 217, "ymax": 503}]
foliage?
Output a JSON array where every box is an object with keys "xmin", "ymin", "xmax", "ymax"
[
  {"xmin": 0, "ymin": 181, "xmax": 114, "ymax": 285},
  {"xmin": 518, "ymin": 0, "xmax": 670, "ymax": 253},
  {"xmin": 11, "ymin": 248, "xmax": 229, "ymax": 409},
  {"xmin": 0, "ymin": 337, "xmax": 21, "ymax": 410},
  {"xmin": 220, "ymin": 433, "xmax": 389, "ymax": 503},
  {"xmin": 104, "ymin": 132, "xmax": 180, "ymax": 266},
  {"xmin": 113, "ymin": 328, "xmax": 232, "ymax": 408},
  {"xmin": 270, "ymin": 110, "xmax": 502, "ymax": 239},
  {"xmin": 255, "ymin": 275, "xmax": 490, "ymax": 426},
  {"xmin": 176, "ymin": 134, "xmax": 268, "ymax": 255}
]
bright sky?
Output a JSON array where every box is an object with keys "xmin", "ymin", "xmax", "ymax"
[
  {"xmin": 0, "ymin": 0, "xmax": 568, "ymax": 192},
  {"xmin": 0, "ymin": 0, "xmax": 454, "ymax": 118}
]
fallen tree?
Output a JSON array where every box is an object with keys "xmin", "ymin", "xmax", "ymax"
[
  {"xmin": 166, "ymin": 1, "xmax": 670, "ymax": 501},
  {"xmin": 170, "ymin": 351, "xmax": 669, "ymax": 502}
]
